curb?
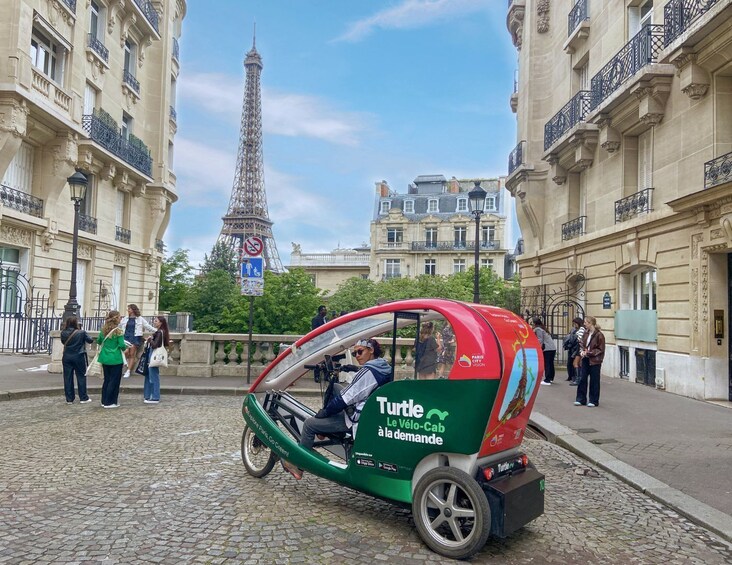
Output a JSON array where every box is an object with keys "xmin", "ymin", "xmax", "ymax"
[{"xmin": 530, "ymin": 411, "xmax": 732, "ymax": 545}]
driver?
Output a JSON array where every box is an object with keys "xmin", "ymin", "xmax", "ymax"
[{"xmin": 282, "ymin": 338, "xmax": 392, "ymax": 480}]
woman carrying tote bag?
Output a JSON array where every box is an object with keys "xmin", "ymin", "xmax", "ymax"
[
  {"xmin": 143, "ymin": 316, "xmax": 170, "ymax": 404},
  {"xmin": 98, "ymin": 310, "xmax": 127, "ymax": 408}
]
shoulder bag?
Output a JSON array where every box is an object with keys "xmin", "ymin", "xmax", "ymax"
[
  {"xmin": 86, "ymin": 328, "xmax": 117, "ymax": 378},
  {"xmin": 149, "ymin": 346, "xmax": 168, "ymax": 368}
]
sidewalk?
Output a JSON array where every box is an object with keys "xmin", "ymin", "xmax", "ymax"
[{"xmin": 2, "ymin": 354, "xmax": 731, "ymax": 543}]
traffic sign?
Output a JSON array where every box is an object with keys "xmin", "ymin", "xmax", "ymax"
[
  {"xmin": 241, "ymin": 257, "xmax": 263, "ymax": 279},
  {"xmin": 243, "ymin": 236, "xmax": 264, "ymax": 257}
]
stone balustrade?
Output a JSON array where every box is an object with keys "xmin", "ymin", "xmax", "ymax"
[{"xmin": 49, "ymin": 332, "xmax": 418, "ymax": 380}]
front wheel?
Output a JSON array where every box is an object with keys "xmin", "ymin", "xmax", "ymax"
[
  {"xmin": 412, "ymin": 467, "xmax": 491, "ymax": 560},
  {"xmin": 241, "ymin": 425, "xmax": 277, "ymax": 478}
]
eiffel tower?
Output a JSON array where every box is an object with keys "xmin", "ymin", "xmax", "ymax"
[{"xmin": 218, "ymin": 34, "xmax": 284, "ymax": 273}]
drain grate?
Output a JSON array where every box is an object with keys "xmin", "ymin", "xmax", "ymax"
[{"xmin": 590, "ymin": 438, "xmax": 618, "ymax": 445}]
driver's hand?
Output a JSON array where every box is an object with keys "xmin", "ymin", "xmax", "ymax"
[
  {"xmin": 315, "ymin": 409, "xmax": 327, "ymax": 418},
  {"xmin": 339, "ymin": 364, "xmax": 359, "ymax": 373}
]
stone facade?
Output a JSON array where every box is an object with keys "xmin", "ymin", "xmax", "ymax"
[
  {"xmin": 370, "ymin": 175, "xmax": 515, "ymax": 281},
  {"xmin": 0, "ymin": 0, "xmax": 185, "ymax": 315},
  {"xmin": 287, "ymin": 242, "xmax": 371, "ymax": 296},
  {"xmin": 505, "ymin": 0, "xmax": 732, "ymax": 400}
]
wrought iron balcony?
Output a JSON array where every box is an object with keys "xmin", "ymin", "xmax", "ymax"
[
  {"xmin": 87, "ymin": 34, "xmax": 109, "ymax": 63},
  {"xmin": 61, "ymin": 0, "xmax": 76, "ymax": 12},
  {"xmin": 82, "ymin": 111, "xmax": 153, "ymax": 177},
  {"xmin": 411, "ymin": 240, "xmax": 500, "ymax": 251},
  {"xmin": 568, "ymin": 0, "xmax": 589, "ymax": 36},
  {"xmin": 172, "ymin": 37, "xmax": 180, "ymax": 61},
  {"xmin": 123, "ymin": 70, "xmax": 140, "ymax": 95},
  {"xmin": 615, "ymin": 188, "xmax": 653, "ymax": 223},
  {"xmin": 590, "ymin": 24, "xmax": 665, "ymax": 110},
  {"xmin": 544, "ymin": 91, "xmax": 591, "ymax": 150},
  {"xmin": 561, "ymin": 216, "xmax": 586, "ymax": 241},
  {"xmin": 79, "ymin": 213, "xmax": 98, "ymax": 234},
  {"xmin": 704, "ymin": 151, "xmax": 732, "ymax": 189},
  {"xmin": 508, "ymin": 140, "xmax": 525, "ymax": 174},
  {"xmin": 0, "ymin": 184, "xmax": 43, "ymax": 218},
  {"xmin": 664, "ymin": 0, "xmax": 719, "ymax": 47},
  {"xmin": 169, "ymin": 106, "xmax": 177, "ymax": 121},
  {"xmin": 155, "ymin": 239, "xmax": 165, "ymax": 253},
  {"xmin": 115, "ymin": 226, "xmax": 131, "ymax": 244},
  {"xmin": 131, "ymin": 0, "xmax": 159, "ymax": 33}
]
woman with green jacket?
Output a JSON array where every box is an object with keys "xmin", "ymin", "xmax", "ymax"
[{"xmin": 98, "ymin": 310, "xmax": 127, "ymax": 408}]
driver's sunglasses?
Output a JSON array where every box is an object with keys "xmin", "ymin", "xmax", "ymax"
[{"xmin": 353, "ymin": 348, "xmax": 366, "ymax": 356}]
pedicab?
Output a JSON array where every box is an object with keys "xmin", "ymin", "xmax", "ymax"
[{"xmin": 241, "ymin": 298, "xmax": 545, "ymax": 560}]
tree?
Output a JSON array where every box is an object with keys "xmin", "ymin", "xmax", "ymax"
[
  {"xmin": 328, "ymin": 277, "xmax": 379, "ymax": 314},
  {"xmin": 159, "ymin": 248, "xmax": 193, "ymax": 312},
  {"xmin": 201, "ymin": 240, "xmax": 239, "ymax": 280},
  {"xmin": 184, "ymin": 269, "xmax": 240, "ymax": 332}
]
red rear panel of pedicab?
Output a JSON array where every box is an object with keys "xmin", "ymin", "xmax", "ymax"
[{"xmin": 471, "ymin": 306, "xmax": 544, "ymax": 458}]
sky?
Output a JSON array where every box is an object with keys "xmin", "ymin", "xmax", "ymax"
[{"xmin": 168, "ymin": 0, "xmax": 518, "ymax": 268}]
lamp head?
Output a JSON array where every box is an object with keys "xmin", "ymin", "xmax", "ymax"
[
  {"xmin": 468, "ymin": 181, "xmax": 487, "ymax": 214},
  {"xmin": 67, "ymin": 171, "xmax": 88, "ymax": 201}
]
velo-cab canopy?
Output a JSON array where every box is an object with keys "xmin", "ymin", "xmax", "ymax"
[{"xmin": 247, "ymin": 299, "xmax": 544, "ymax": 485}]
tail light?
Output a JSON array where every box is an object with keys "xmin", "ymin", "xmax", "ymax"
[{"xmin": 483, "ymin": 467, "xmax": 494, "ymax": 481}]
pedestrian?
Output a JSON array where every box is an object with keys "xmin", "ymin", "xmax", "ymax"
[
  {"xmin": 60, "ymin": 316, "xmax": 94, "ymax": 404},
  {"xmin": 532, "ymin": 317, "xmax": 556, "ymax": 385},
  {"xmin": 562, "ymin": 317, "xmax": 585, "ymax": 385},
  {"xmin": 311, "ymin": 305, "xmax": 327, "ymax": 330},
  {"xmin": 436, "ymin": 323, "xmax": 456, "ymax": 378},
  {"xmin": 414, "ymin": 321, "xmax": 439, "ymax": 379},
  {"xmin": 143, "ymin": 316, "xmax": 170, "ymax": 404},
  {"xmin": 119, "ymin": 304, "xmax": 155, "ymax": 378},
  {"xmin": 575, "ymin": 316, "xmax": 606, "ymax": 407},
  {"xmin": 98, "ymin": 310, "xmax": 127, "ymax": 408}
]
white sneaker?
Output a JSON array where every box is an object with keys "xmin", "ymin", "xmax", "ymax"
[
  {"xmin": 574, "ymin": 401, "xmax": 582, "ymax": 406},
  {"xmin": 102, "ymin": 404, "xmax": 120, "ymax": 409},
  {"xmin": 144, "ymin": 399, "xmax": 159, "ymax": 404},
  {"xmin": 540, "ymin": 381, "xmax": 552, "ymax": 386},
  {"xmin": 123, "ymin": 370, "xmax": 130, "ymax": 379},
  {"xmin": 587, "ymin": 403, "xmax": 596, "ymax": 407},
  {"xmin": 80, "ymin": 398, "xmax": 92, "ymax": 404}
]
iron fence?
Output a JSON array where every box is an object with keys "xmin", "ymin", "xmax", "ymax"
[
  {"xmin": 664, "ymin": 0, "xmax": 719, "ymax": 46},
  {"xmin": 115, "ymin": 226, "xmax": 131, "ymax": 244},
  {"xmin": 0, "ymin": 184, "xmax": 44, "ymax": 218},
  {"xmin": 544, "ymin": 90, "xmax": 591, "ymax": 150},
  {"xmin": 79, "ymin": 213, "xmax": 97, "ymax": 234},
  {"xmin": 82, "ymin": 111, "xmax": 152, "ymax": 176},
  {"xmin": 568, "ymin": 0, "xmax": 589, "ymax": 37},
  {"xmin": 704, "ymin": 151, "xmax": 732, "ymax": 189},
  {"xmin": 615, "ymin": 188, "xmax": 653, "ymax": 223},
  {"xmin": 561, "ymin": 216, "xmax": 586, "ymax": 241},
  {"xmin": 87, "ymin": 34, "xmax": 109, "ymax": 63},
  {"xmin": 508, "ymin": 140, "xmax": 525, "ymax": 175}
]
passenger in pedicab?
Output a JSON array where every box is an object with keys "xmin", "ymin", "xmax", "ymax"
[{"xmin": 281, "ymin": 337, "xmax": 392, "ymax": 480}]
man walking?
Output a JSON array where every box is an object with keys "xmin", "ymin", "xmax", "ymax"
[{"xmin": 311, "ymin": 305, "xmax": 327, "ymax": 330}]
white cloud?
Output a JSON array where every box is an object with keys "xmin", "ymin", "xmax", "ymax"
[
  {"xmin": 178, "ymin": 73, "xmax": 369, "ymax": 146},
  {"xmin": 174, "ymin": 137, "xmax": 236, "ymax": 200},
  {"xmin": 334, "ymin": 0, "xmax": 489, "ymax": 43}
]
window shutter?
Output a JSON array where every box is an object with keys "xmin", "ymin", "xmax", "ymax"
[{"xmin": 638, "ymin": 130, "xmax": 652, "ymax": 189}]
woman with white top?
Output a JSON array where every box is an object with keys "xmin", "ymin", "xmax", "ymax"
[{"xmin": 118, "ymin": 303, "xmax": 155, "ymax": 378}]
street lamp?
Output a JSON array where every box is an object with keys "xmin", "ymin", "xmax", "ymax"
[
  {"xmin": 62, "ymin": 171, "xmax": 88, "ymax": 322},
  {"xmin": 468, "ymin": 180, "xmax": 487, "ymax": 304}
]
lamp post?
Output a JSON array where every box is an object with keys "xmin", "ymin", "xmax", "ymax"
[
  {"xmin": 468, "ymin": 180, "xmax": 487, "ymax": 304},
  {"xmin": 62, "ymin": 171, "xmax": 88, "ymax": 322}
]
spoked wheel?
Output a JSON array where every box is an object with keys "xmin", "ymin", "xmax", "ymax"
[
  {"xmin": 412, "ymin": 467, "xmax": 491, "ymax": 560},
  {"xmin": 241, "ymin": 425, "xmax": 277, "ymax": 478}
]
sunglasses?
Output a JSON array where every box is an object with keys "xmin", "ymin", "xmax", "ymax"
[{"xmin": 353, "ymin": 348, "xmax": 367, "ymax": 356}]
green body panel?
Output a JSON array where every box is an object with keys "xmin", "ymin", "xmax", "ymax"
[{"xmin": 243, "ymin": 379, "xmax": 499, "ymax": 504}]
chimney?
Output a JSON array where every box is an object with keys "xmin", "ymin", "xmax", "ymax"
[
  {"xmin": 449, "ymin": 177, "xmax": 460, "ymax": 193},
  {"xmin": 375, "ymin": 180, "xmax": 390, "ymax": 197}
]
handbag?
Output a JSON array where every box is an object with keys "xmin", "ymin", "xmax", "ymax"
[
  {"xmin": 149, "ymin": 346, "xmax": 168, "ymax": 368},
  {"xmin": 86, "ymin": 328, "xmax": 119, "ymax": 378},
  {"xmin": 135, "ymin": 344, "xmax": 150, "ymax": 376}
]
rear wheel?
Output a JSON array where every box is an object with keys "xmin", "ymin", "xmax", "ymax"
[
  {"xmin": 241, "ymin": 425, "xmax": 277, "ymax": 478},
  {"xmin": 412, "ymin": 467, "xmax": 491, "ymax": 560}
]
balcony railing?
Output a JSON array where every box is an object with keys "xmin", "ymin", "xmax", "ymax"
[
  {"xmin": 123, "ymin": 70, "xmax": 140, "ymax": 94},
  {"xmin": 508, "ymin": 140, "xmax": 525, "ymax": 174},
  {"xmin": 172, "ymin": 37, "xmax": 180, "ymax": 61},
  {"xmin": 544, "ymin": 90, "xmax": 591, "ymax": 150},
  {"xmin": 131, "ymin": 0, "xmax": 159, "ymax": 33},
  {"xmin": 615, "ymin": 188, "xmax": 653, "ymax": 223},
  {"xmin": 78, "ymin": 213, "xmax": 98, "ymax": 234},
  {"xmin": 169, "ymin": 106, "xmax": 177, "ymax": 121},
  {"xmin": 60, "ymin": 0, "xmax": 76, "ymax": 12},
  {"xmin": 0, "ymin": 184, "xmax": 43, "ymax": 218},
  {"xmin": 410, "ymin": 240, "xmax": 500, "ymax": 251},
  {"xmin": 664, "ymin": 0, "xmax": 719, "ymax": 47},
  {"xmin": 155, "ymin": 239, "xmax": 165, "ymax": 253},
  {"xmin": 87, "ymin": 34, "xmax": 109, "ymax": 63},
  {"xmin": 115, "ymin": 226, "xmax": 131, "ymax": 244},
  {"xmin": 568, "ymin": 0, "xmax": 589, "ymax": 36},
  {"xmin": 590, "ymin": 24, "xmax": 665, "ymax": 110},
  {"xmin": 704, "ymin": 151, "xmax": 732, "ymax": 189},
  {"xmin": 561, "ymin": 216, "xmax": 586, "ymax": 241},
  {"xmin": 82, "ymin": 111, "xmax": 153, "ymax": 177}
]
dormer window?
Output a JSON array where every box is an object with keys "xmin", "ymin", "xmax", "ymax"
[
  {"xmin": 404, "ymin": 200, "xmax": 414, "ymax": 214},
  {"xmin": 457, "ymin": 197, "xmax": 468, "ymax": 212},
  {"xmin": 485, "ymin": 195, "xmax": 497, "ymax": 212},
  {"xmin": 380, "ymin": 200, "xmax": 391, "ymax": 214},
  {"xmin": 427, "ymin": 199, "xmax": 439, "ymax": 213}
]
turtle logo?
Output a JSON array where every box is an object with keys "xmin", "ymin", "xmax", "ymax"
[{"xmin": 425, "ymin": 408, "xmax": 449, "ymax": 421}]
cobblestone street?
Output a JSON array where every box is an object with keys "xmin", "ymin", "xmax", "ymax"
[{"xmin": 0, "ymin": 395, "xmax": 730, "ymax": 564}]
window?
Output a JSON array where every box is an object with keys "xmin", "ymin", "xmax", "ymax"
[
  {"xmin": 638, "ymin": 130, "xmax": 652, "ymax": 189},
  {"xmin": 121, "ymin": 113, "xmax": 132, "ymax": 140},
  {"xmin": 485, "ymin": 195, "xmax": 497, "ymax": 212},
  {"xmin": 482, "ymin": 225, "xmax": 495, "ymax": 243},
  {"xmin": 454, "ymin": 226, "xmax": 467, "ymax": 248},
  {"xmin": 629, "ymin": 0, "xmax": 653, "ymax": 37},
  {"xmin": 385, "ymin": 259, "xmax": 401, "ymax": 279},
  {"xmin": 427, "ymin": 199, "xmax": 439, "ymax": 213},
  {"xmin": 0, "ymin": 252, "xmax": 20, "ymax": 314},
  {"xmin": 83, "ymin": 83, "xmax": 97, "ymax": 116},
  {"xmin": 386, "ymin": 227, "xmax": 403, "ymax": 245},
  {"xmin": 76, "ymin": 260, "xmax": 87, "ymax": 316},
  {"xmin": 424, "ymin": 259, "xmax": 436, "ymax": 276},
  {"xmin": 31, "ymin": 28, "xmax": 66, "ymax": 83},
  {"xmin": 112, "ymin": 266, "xmax": 123, "ymax": 311},
  {"xmin": 453, "ymin": 259, "xmax": 466, "ymax": 274},
  {"xmin": 380, "ymin": 201, "xmax": 391, "ymax": 214},
  {"xmin": 116, "ymin": 190, "xmax": 126, "ymax": 227},
  {"xmin": 457, "ymin": 197, "xmax": 468, "ymax": 212},
  {"xmin": 481, "ymin": 258, "xmax": 494, "ymax": 270},
  {"xmin": 90, "ymin": 0, "xmax": 105, "ymax": 39},
  {"xmin": 404, "ymin": 200, "xmax": 414, "ymax": 214},
  {"xmin": 632, "ymin": 268, "xmax": 656, "ymax": 310},
  {"xmin": 578, "ymin": 61, "xmax": 589, "ymax": 91},
  {"xmin": 80, "ymin": 174, "xmax": 94, "ymax": 216},
  {"xmin": 124, "ymin": 40, "xmax": 136, "ymax": 77},
  {"xmin": 425, "ymin": 227, "xmax": 437, "ymax": 248},
  {"xmin": 2, "ymin": 142, "xmax": 34, "ymax": 193}
]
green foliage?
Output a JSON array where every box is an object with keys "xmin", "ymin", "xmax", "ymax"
[
  {"xmin": 219, "ymin": 268, "xmax": 322, "ymax": 334},
  {"xmin": 158, "ymin": 248, "xmax": 193, "ymax": 312},
  {"xmin": 327, "ymin": 277, "xmax": 378, "ymax": 314},
  {"xmin": 183, "ymin": 269, "xmax": 240, "ymax": 332},
  {"xmin": 201, "ymin": 240, "xmax": 239, "ymax": 280}
]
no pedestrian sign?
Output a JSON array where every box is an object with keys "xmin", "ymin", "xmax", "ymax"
[{"xmin": 243, "ymin": 236, "xmax": 264, "ymax": 257}]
